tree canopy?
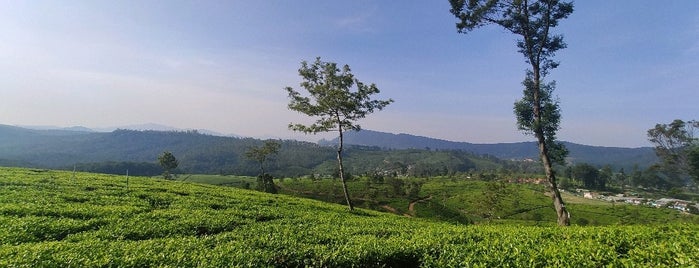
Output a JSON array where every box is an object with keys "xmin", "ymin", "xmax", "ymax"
[
  {"xmin": 648, "ymin": 119, "xmax": 699, "ymax": 183},
  {"xmin": 450, "ymin": 0, "xmax": 574, "ymax": 226},
  {"xmin": 158, "ymin": 151, "xmax": 179, "ymax": 180},
  {"xmin": 286, "ymin": 57, "xmax": 393, "ymax": 210},
  {"xmin": 286, "ymin": 57, "xmax": 393, "ymax": 135}
]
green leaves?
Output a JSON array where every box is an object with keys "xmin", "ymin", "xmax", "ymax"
[
  {"xmin": 1, "ymin": 167, "xmax": 698, "ymax": 267},
  {"xmin": 514, "ymin": 73, "xmax": 567, "ymax": 164},
  {"xmin": 648, "ymin": 119, "xmax": 699, "ymax": 183},
  {"xmin": 158, "ymin": 151, "xmax": 178, "ymax": 180},
  {"xmin": 286, "ymin": 57, "xmax": 393, "ymax": 134}
]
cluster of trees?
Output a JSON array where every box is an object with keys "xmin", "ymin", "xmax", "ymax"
[
  {"xmin": 648, "ymin": 119, "xmax": 699, "ymax": 184},
  {"xmin": 562, "ymin": 163, "xmax": 611, "ymax": 190},
  {"xmin": 556, "ymin": 119, "xmax": 697, "ymax": 192}
]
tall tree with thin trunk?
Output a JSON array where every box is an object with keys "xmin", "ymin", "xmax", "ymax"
[
  {"xmin": 286, "ymin": 57, "xmax": 393, "ymax": 210},
  {"xmin": 449, "ymin": 0, "xmax": 574, "ymax": 225},
  {"xmin": 246, "ymin": 140, "xmax": 281, "ymax": 193}
]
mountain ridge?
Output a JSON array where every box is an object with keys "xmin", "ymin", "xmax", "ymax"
[
  {"xmin": 321, "ymin": 129, "xmax": 657, "ymax": 169},
  {"xmin": 0, "ymin": 124, "xmax": 657, "ymax": 173}
]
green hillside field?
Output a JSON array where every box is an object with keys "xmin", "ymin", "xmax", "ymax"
[{"xmin": 1, "ymin": 167, "xmax": 698, "ymax": 267}]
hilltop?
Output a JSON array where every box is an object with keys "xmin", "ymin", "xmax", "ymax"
[
  {"xmin": 0, "ymin": 125, "xmax": 528, "ymax": 177},
  {"xmin": 1, "ymin": 167, "xmax": 698, "ymax": 267},
  {"xmin": 321, "ymin": 129, "xmax": 657, "ymax": 169},
  {"xmin": 1, "ymin": 125, "xmax": 657, "ymax": 177}
]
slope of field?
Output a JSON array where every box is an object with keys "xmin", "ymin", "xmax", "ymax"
[
  {"xmin": 277, "ymin": 176, "xmax": 698, "ymax": 226},
  {"xmin": 1, "ymin": 167, "xmax": 698, "ymax": 267}
]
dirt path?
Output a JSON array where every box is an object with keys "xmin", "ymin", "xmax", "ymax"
[
  {"xmin": 381, "ymin": 205, "xmax": 412, "ymax": 217},
  {"xmin": 381, "ymin": 205, "xmax": 398, "ymax": 213},
  {"xmin": 408, "ymin": 195, "xmax": 433, "ymax": 215}
]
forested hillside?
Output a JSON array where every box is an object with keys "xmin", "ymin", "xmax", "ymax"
[
  {"xmin": 323, "ymin": 130, "xmax": 657, "ymax": 170},
  {"xmin": 0, "ymin": 125, "xmax": 513, "ymax": 177}
]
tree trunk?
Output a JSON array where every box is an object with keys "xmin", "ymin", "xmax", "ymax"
[
  {"xmin": 532, "ymin": 67, "xmax": 570, "ymax": 226},
  {"xmin": 337, "ymin": 126, "xmax": 354, "ymax": 210},
  {"xmin": 536, "ymin": 133, "xmax": 570, "ymax": 226}
]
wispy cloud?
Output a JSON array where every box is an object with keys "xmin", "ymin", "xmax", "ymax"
[{"xmin": 334, "ymin": 6, "xmax": 379, "ymax": 33}]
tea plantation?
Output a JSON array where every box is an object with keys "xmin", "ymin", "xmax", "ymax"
[{"xmin": 1, "ymin": 167, "xmax": 697, "ymax": 267}]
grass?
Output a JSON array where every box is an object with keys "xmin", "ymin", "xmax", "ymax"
[
  {"xmin": 2, "ymin": 167, "xmax": 698, "ymax": 267},
  {"xmin": 275, "ymin": 176, "xmax": 698, "ymax": 226},
  {"xmin": 175, "ymin": 174, "xmax": 256, "ymax": 188}
]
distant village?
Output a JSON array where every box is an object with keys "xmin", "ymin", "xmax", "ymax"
[
  {"xmin": 507, "ymin": 177, "xmax": 699, "ymax": 214},
  {"xmin": 577, "ymin": 189, "xmax": 698, "ymax": 214}
]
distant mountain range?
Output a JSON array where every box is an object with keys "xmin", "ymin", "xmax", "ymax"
[
  {"xmin": 16, "ymin": 123, "xmax": 238, "ymax": 137},
  {"xmin": 0, "ymin": 124, "xmax": 658, "ymax": 175},
  {"xmin": 0, "ymin": 124, "xmax": 499, "ymax": 177},
  {"xmin": 321, "ymin": 130, "xmax": 657, "ymax": 170}
]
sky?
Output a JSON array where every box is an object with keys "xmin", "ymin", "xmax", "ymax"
[{"xmin": 1, "ymin": 1, "xmax": 697, "ymax": 148}]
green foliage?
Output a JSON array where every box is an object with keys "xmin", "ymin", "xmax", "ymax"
[
  {"xmin": 514, "ymin": 75, "xmax": 568, "ymax": 164},
  {"xmin": 286, "ymin": 57, "xmax": 393, "ymax": 210},
  {"xmin": 285, "ymin": 57, "xmax": 393, "ymax": 135},
  {"xmin": 256, "ymin": 174, "xmax": 277, "ymax": 194},
  {"xmin": 1, "ymin": 167, "xmax": 698, "ymax": 267},
  {"xmin": 571, "ymin": 163, "xmax": 605, "ymax": 190},
  {"xmin": 276, "ymin": 175, "xmax": 696, "ymax": 226},
  {"xmin": 245, "ymin": 140, "xmax": 280, "ymax": 175},
  {"xmin": 689, "ymin": 145, "xmax": 699, "ymax": 182},
  {"xmin": 1, "ymin": 126, "xmax": 658, "ymax": 177},
  {"xmin": 157, "ymin": 151, "xmax": 178, "ymax": 180},
  {"xmin": 648, "ymin": 119, "xmax": 699, "ymax": 183},
  {"xmin": 450, "ymin": 0, "xmax": 575, "ymax": 226},
  {"xmin": 73, "ymin": 161, "xmax": 162, "ymax": 176},
  {"xmin": 245, "ymin": 140, "xmax": 281, "ymax": 194}
]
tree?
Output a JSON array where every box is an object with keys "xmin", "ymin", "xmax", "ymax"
[
  {"xmin": 615, "ymin": 168, "xmax": 628, "ymax": 190},
  {"xmin": 571, "ymin": 163, "xmax": 603, "ymax": 190},
  {"xmin": 689, "ymin": 146, "xmax": 699, "ymax": 182},
  {"xmin": 449, "ymin": 0, "xmax": 574, "ymax": 225},
  {"xmin": 245, "ymin": 140, "xmax": 281, "ymax": 194},
  {"xmin": 647, "ymin": 119, "xmax": 699, "ymax": 183},
  {"xmin": 286, "ymin": 57, "xmax": 393, "ymax": 210},
  {"xmin": 599, "ymin": 165, "xmax": 613, "ymax": 189},
  {"xmin": 246, "ymin": 140, "xmax": 281, "ymax": 176},
  {"xmin": 158, "ymin": 151, "xmax": 178, "ymax": 180}
]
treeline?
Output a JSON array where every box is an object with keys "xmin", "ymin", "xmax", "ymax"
[
  {"xmin": 0, "ymin": 128, "xmax": 589, "ymax": 179},
  {"xmin": 1, "ymin": 128, "xmax": 521, "ymax": 177}
]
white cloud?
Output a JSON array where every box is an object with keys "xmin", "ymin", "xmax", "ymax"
[{"xmin": 334, "ymin": 6, "xmax": 379, "ymax": 33}]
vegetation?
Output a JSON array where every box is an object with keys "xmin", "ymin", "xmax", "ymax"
[
  {"xmin": 0, "ymin": 125, "xmax": 657, "ymax": 176},
  {"xmin": 569, "ymin": 163, "xmax": 606, "ymax": 190},
  {"xmin": 286, "ymin": 57, "xmax": 394, "ymax": 210},
  {"xmin": 157, "ymin": 151, "xmax": 178, "ymax": 180},
  {"xmin": 648, "ymin": 119, "xmax": 699, "ymax": 183},
  {"xmin": 450, "ymin": 0, "xmax": 574, "ymax": 225},
  {"xmin": 245, "ymin": 140, "xmax": 281, "ymax": 193},
  {"xmin": 1, "ymin": 167, "xmax": 698, "ymax": 267},
  {"xmin": 276, "ymin": 175, "xmax": 698, "ymax": 226},
  {"xmin": 72, "ymin": 161, "xmax": 162, "ymax": 177},
  {"xmin": 323, "ymin": 129, "xmax": 658, "ymax": 170}
]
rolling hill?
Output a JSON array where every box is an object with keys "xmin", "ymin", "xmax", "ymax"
[
  {"xmin": 322, "ymin": 130, "xmax": 657, "ymax": 169},
  {"xmin": 0, "ymin": 125, "xmax": 501, "ymax": 177},
  {"xmin": 1, "ymin": 167, "xmax": 697, "ymax": 267},
  {"xmin": 0, "ymin": 125, "xmax": 658, "ymax": 176}
]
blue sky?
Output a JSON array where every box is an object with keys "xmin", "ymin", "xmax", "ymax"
[{"xmin": 1, "ymin": 1, "xmax": 697, "ymax": 148}]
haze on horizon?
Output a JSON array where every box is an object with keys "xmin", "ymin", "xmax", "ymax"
[{"xmin": 1, "ymin": 1, "xmax": 697, "ymax": 148}]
